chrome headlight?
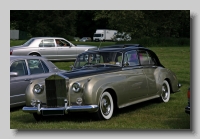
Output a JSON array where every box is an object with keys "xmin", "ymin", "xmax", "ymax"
[
  {"xmin": 72, "ymin": 82, "xmax": 81, "ymax": 92},
  {"xmin": 33, "ymin": 84, "xmax": 44, "ymax": 94}
]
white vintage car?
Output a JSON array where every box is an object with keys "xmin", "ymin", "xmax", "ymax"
[{"xmin": 10, "ymin": 37, "xmax": 97, "ymax": 61}]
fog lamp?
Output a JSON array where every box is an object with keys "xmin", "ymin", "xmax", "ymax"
[
  {"xmin": 31, "ymin": 99, "xmax": 36, "ymax": 107},
  {"xmin": 76, "ymin": 97, "xmax": 83, "ymax": 105}
]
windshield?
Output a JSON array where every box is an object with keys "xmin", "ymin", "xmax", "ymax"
[
  {"xmin": 74, "ymin": 51, "xmax": 123, "ymax": 69},
  {"xmin": 93, "ymin": 34, "xmax": 103, "ymax": 37},
  {"xmin": 23, "ymin": 38, "xmax": 35, "ymax": 46}
]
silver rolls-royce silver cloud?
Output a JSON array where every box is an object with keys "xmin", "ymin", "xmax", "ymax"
[
  {"xmin": 10, "ymin": 37, "xmax": 97, "ymax": 61},
  {"xmin": 10, "ymin": 55, "xmax": 67, "ymax": 108},
  {"xmin": 22, "ymin": 44, "xmax": 181, "ymax": 121}
]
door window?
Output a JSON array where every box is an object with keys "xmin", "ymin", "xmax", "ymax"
[
  {"xmin": 39, "ymin": 39, "xmax": 55, "ymax": 47},
  {"xmin": 124, "ymin": 50, "xmax": 139, "ymax": 66},
  {"xmin": 138, "ymin": 50, "xmax": 156, "ymax": 65},
  {"xmin": 27, "ymin": 59, "xmax": 46, "ymax": 74},
  {"xmin": 55, "ymin": 39, "xmax": 70, "ymax": 47},
  {"xmin": 10, "ymin": 60, "xmax": 28, "ymax": 76}
]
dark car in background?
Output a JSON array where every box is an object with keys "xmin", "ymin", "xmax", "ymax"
[
  {"xmin": 185, "ymin": 87, "xmax": 190, "ymax": 114},
  {"xmin": 10, "ymin": 55, "xmax": 66, "ymax": 108},
  {"xmin": 79, "ymin": 37, "xmax": 92, "ymax": 42}
]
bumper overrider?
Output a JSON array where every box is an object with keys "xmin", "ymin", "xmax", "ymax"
[
  {"xmin": 185, "ymin": 101, "xmax": 190, "ymax": 114},
  {"xmin": 22, "ymin": 99, "xmax": 98, "ymax": 116},
  {"xmin": 185, "ymin": 106, "xmax": 190, "ymax": 114}
]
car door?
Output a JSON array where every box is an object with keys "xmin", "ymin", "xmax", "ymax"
[
  {"xmin": 10, "ymin": 58, "xmax": 56, "ymax": 108},
  {"xmin": 10, "ymin": 60, "xmax": 30, "ymax": 107},
  {"xmin": 56, "ymin": 39, "xmax": 77, "ymax": 60},
  {"xmin": 38, "ymin": 39, "xmax": 57, "ymax": 60},
  {"xmin": 138, "ymin": 50, "xmax": 157, "ymax": 96},
  {"xmin": 121, "ymin": 50, "xmax": 148, "ymax": 102}
]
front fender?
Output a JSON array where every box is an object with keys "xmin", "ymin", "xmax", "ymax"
[
  {"xmin": 25, "ymin": 78, "xmax": 46, "ymax": 106},
  {"xmin": 83, "ymin": 75, "xmax": 123, "ymax": 105}
]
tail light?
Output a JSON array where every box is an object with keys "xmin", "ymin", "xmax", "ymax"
[
  {"xmin": 10, "ymin": 49, "xmax": 13, "ymax": 55},
  {"xmin": 187, "ymin": 88, "xmax": 190, "ymax": 99}
]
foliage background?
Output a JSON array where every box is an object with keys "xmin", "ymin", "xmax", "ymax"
[{"xmin": 10, "ymin": 10, "xmax": 190, "ymax": 41}]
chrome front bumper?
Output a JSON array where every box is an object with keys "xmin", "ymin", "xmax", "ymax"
[{"xmin": 22, "ymin": 100, "xmax": 98, "ymax": 116}]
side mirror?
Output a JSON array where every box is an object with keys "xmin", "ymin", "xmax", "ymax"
[
  {"xmin": 10, "ymin": 72, "xmax": 18, "ymax": 77},
  {"xmin": 69, "ymin": 65, "xmax": 74, "ymax": 71},
  {"xmin": 123, "ymin": 62, "xmax": 129, "ymax": 67}
]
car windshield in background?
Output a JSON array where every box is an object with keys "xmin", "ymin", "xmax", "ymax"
[
  {"xmin": 23, "ymin": 38, "xmax": 35, "ymax": 46},
  {"xmin": 74, "ymin": 52, "xmax": 122, "ymax": 69},
  {"xmin": 93, "ymin": 34, "xmax": 102, "ymax": 37}
]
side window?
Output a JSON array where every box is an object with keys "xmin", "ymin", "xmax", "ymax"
[
  {"xmin": 138, "ymin": 50, "xmax": 155, "ymax": 65},
  {"xmin": 39, "ymin": 39, "xmax": 55, "ymax": 47},
  {"xmin": 123, "ymin": 50, "xmax": 139, "ymax": 66},
  {"xmin": 41, "ymin": 60, "xmax": 49, "ymax": 73},
  {"xmin": 56, "ymin": 39, "xmax": 70, "ymax": 47},
  {"xmin": 27, "ymin": 59, "xmax": 45, "ymax": 74},
  {"xmin": 10, "ymin": 60, "xmax": 28, "ymax": 76},
  {"xmin": 147, "ymin": 52, "xmax": 156, "ymax": 65}
]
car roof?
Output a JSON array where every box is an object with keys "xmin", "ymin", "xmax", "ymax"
[
  {"xmin": 30, "ymin": 37, "xmax": 65, "ymax": 40},
  {"xmin": 10, "ymin": 55, "xmax": 48, "ymax": 61},
  {"xmin": 86, "ymin": 44, "xmax": 149, "ymax": 53}
]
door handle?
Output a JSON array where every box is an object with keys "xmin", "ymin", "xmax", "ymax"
[{"xmin": 24, "ymin": 79, "xmax": 31, "ymax": 81}]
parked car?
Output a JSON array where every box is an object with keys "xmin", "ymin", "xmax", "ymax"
[
  {"xmin": 73, "ymin": 37, "xmax": 80, "ymax": 42},
  {"xmin": 10, "ymin": 37, "xmax": 97, "ymax": 61},
  {"xmin": 79, "ymin": 37, "xmax": 92, "ymax": 42},
  {"xmin": 185, "ymin": 87, "xmax": 190, "ymax": 114},
  {"xmin": 22, "ymin": 44, "xmax": 181, "ymax": 121},
  {"xmin": 10, "ymin": 55, "xmax": 67, "ymax": 108}
]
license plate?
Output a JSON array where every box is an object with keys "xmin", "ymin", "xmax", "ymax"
[{"xmin": 42, "ymin": 110, "xmax": 64, "ymax": 116}]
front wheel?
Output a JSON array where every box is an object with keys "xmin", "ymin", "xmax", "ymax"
[
  {"xmin": 159, "ymin": 80, "xmax": 170, "ymax": 103},
  {"xmin": 95, "ymin": 91, "xmax": 114, "ymax": 120}
]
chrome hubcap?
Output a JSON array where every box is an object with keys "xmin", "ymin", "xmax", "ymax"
[
  {"xmin": 101, "ymin": 96, "xmax": 111, "ymax": 116},
  {"xmin": 162, "ymin": 84, "xmax": 168, "ymax": 100}
]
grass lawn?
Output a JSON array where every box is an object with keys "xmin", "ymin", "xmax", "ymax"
[{"xmin": 10, "ymin": 40, "xmax": 190, "ymax": 130}]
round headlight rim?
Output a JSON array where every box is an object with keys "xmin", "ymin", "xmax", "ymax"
[
  {"xmin": 33, "ymin": 83, "xmax": 44, "ymax": 94},
  {"xmin": 72, "ymin": 82, "xmax": 81, "ymax": 93}
]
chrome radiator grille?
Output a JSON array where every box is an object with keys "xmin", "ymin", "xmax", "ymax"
[{"xmin": 45, "ymin": 74, "xmax": 68, "ymax": 107}]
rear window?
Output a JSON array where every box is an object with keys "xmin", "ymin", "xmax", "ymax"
[{"xmin": 23, "ymin": 38, "xmax": 35, "ymax": 46}]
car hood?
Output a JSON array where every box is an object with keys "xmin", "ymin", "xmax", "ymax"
[{"xmin": 61, "ymin": 67, "xmax": 121, "ymax": 79}]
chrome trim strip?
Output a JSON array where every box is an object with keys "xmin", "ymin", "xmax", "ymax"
[
  {"xmin": 22, "ymin": 105, "xmax": 98, "ymax": 114},
  {"xmin": 10, "ymin": 101, "xmax": 25, "ymax": 105},
  {"xmin": 10, "ymin": 94, "xmax": 25, "ymax": 97}
]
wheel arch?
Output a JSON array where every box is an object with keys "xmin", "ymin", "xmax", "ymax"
[
  {"xmin": 28, "ymin": 51, "xmax": 41, "ymax": 56},
  {"xmin": 103, "ymin": 88, "xmax": 118, "ymax": 110},
  {"xmin": 164, "ymin": 78, "xmax": 173, "ymax": 93}
]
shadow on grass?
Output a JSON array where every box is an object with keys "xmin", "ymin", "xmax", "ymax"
[
  {"xmin": 114, "ymin": 98, "xmax": 159, "ymax": 117},
  {"xmin": 162, "ymin": 112, "xmax": 190, "ymax": 129},
  {"xmin": 11, "ymin": 96, "xmax": 175, "ymax": 123},
  {"xmin": 10, "ymin": 106, "xmax": 24, "ymax": 112},
  {"xmin": 11, "ymin": 112, "xmax": 98, "ymax": 123}
]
